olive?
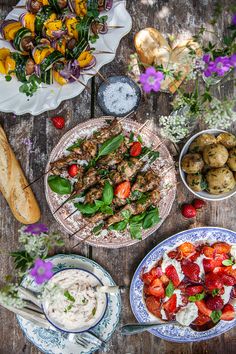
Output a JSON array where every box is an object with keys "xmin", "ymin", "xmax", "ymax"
[{"xmin": 25, "ymin": 58, "xmax": 35, "ymax": 76}]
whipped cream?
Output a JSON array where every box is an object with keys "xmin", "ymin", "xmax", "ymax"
[
  {"xmin": 161, "ymin": 254, "xmax": 184, "ymax": 282},
  {"xmin": 176, "ymin": 302, "xmax": 198, "ymax": 326}
]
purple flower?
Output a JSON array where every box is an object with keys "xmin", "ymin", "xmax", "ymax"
[
  {"xmin": 213, "ymin": 56, "xmax": 231, "ymax": 76},
  {"xmin": 139, "ymin": 67, "xmax": 164, "ymax": 93},
  {"xmin": 230, "ymin": 54, "xmax": 236, "ymax": 67},
  {"xmin": 30, "ymin": 259, "xmax": 53, "ymax": 284},
  {"xmin": 202, "ymin": 54, "xmax": 211, "ymax": 64},
  {"xmin": 232, "ymin": 14, "xmax": 236, "ymax": 26},
  {"xmin": 24, "ymin": 223, "xmax": 48, "ymax": 235}
]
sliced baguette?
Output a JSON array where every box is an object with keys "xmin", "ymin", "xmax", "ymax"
[{"xmin": 0, "ymin": 125, "xmax": 40, "ymax": 224}]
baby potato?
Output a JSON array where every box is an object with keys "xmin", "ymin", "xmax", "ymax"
[
  {"xmin": 216, "ymin": 132, "xmax": 236, "ymax": 148},
  {"xmin": 186, "ymin": 173, "xmax": 206, "ymax": 192},
  {"xmin": 227, "ymin": 147, "xmax": 236, "ymax": 171},
  {"xmin": 189, "ymin": 133, "xmax": 216, "ymax": 153},
  {"xmin": 203, "ymin": 144, "xmax": 229, "ymax": 167},
  {"xmin": 206, "ymin": 167, "xmax": 236, "ymax": 194},
  {"xmin": 181, "ymin": 153, "xmax": 204, "ymax": 174}
]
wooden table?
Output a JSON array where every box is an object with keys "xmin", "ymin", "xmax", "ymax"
[{"xmin": 0, "ymin": 0, "xmax": 236, "ymax": 353}]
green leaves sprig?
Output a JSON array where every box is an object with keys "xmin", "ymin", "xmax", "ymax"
[{"xmin": 188, "ymin": 292, "xmax": 205, "ymax": 302}]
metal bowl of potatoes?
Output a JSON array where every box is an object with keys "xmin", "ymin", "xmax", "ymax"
[{"xmin": 179, "ymin": 129, "xmax": 236, "ymax": 201}]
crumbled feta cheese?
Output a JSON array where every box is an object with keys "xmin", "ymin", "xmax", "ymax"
[
  {"xmin": 222, "ymin": 286, "xmax": 233, "ymax": 305},
  {"xmin": 195, "ymin": 254, "xmax": 206, "ymax": 279},
  {"xmin": 176, "ymin": 302, "xmax": 198, "ymax": 326}
]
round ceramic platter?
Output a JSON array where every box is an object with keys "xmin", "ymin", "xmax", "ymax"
[
  {"xmin": 0, "ymin": 0, "xmax": 132, "ymax": 115},
  {"xmin": 17, "ymin": 254, "xmax": 121, "ymax": 354},
  {"xmin": 44, "ymin": 117, "xmax": 177, "ymax": 248},
  {"xmin": 130, "ymin": 227, "xmax": 236, "ymax": 343}
]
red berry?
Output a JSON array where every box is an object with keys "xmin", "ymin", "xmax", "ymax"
[
  {"xmin": 192, "ymin": 199, "xmax": 206, "ymax": 209},
  {"xmin": 68, "ymin": 164, "xmax": 79, "ymax": 177},
  {"xmin": 52, "ymin": 116, "xmax": 65, "ymax": 129},
  {"xmin": 163, "ymin": 294, "xmax": 177, "ymax": 316},
  {"xmin": 195, "ymin": 300, "xmax": 212, "ymax": 317},
  {"xmin": 148, "ymin": 278, "xmax": 165, "ymax": 298},
  {"xmin": 221, "ymin": 304, "xmax": 235, "ymax": 321},
  {"xmin": 145, "ymin": 296, "xmax": 161, "ymax": 318},
  {"xmin": 181, "ymin": 204, "xmax": 197, "ymax": 219},
  {"xmin": 205, "ymin": 273, "xmax": 223, "ymax": 291},
  {"xmin": 130, "ymin": 142, "xmax": 142, "ymax": 157},
  {"xmin": 165, "ymin": 265, "xmax": 180, "ymax": 287},
  {"xmin": 205, "ymin": 296, "xmax": 224, "ymax": 311},
  {"xmin": 193, "ymin": 312, "xmax": 211, "ymax": 326},
  {"xmin": 185, "ymin": 285, "xmax": 204, "ymax": 296},
  {"xmin": 181, "ymin": 260, "xmax": 200, "ymax": 282},
  {"xmin": 221, "ymin": 274, "xmax": 235, "ymax": 286}
]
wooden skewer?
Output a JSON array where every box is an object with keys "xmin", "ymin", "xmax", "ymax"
[
  {"xmin": 93, "ymin": 50, "xmax": 114, "ymax": 54},
  {"xmin": 23, "ymin": 169, "xmax": 52, "ymax": 190},
  {"xmin": 53, "ymin": 194, "xmax": 75, "ymax": 215},
  {"xmin": 70, "ymin": 75, "xmax": 91, "ymax": 93},
  {"xmin": 107, "ymin": 25, "xmax": 125, "ymax": 29},
  {"xmin": 12, "ymin": 5, "xmax": 26, "ymax": 9}
]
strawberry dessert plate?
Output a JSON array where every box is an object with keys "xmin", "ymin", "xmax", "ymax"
[{"xmin": 130, "ymin": 227, "xmax": 236, "ymax": 342}]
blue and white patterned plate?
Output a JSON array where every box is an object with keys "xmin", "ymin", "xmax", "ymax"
[
  {"xmin": 17, "ymin": 254, "xmax": 121, "ymax": 354},
  {"xmin": 130, "ymin": 227, "xmax": 236, "ymax": 343}
]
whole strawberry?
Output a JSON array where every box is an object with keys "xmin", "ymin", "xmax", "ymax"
[
  {"xmin": 192, "ymin": 199, "xmax": 206, "ymax": 210},
  {"xmin": 52, "ymin": 116, "xmax": 65, "ymax": 129},
  {"xmin": 181, "ymin": 204, "xmax": 197, "ymax": 219}
]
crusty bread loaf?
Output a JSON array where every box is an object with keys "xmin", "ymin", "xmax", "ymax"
[{"xmin": 0, "ymin": 125, "xmax": 40, "ymax": 224}]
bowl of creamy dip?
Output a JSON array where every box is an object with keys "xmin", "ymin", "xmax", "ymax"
[{"xmin": 42, "ymin": 268, "xmax": 108, "ymax": 333}]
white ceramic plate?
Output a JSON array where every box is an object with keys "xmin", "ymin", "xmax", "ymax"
[
  {"xmin": 0, "ymin": 0, "xmax": 132, "ymax": 115},
  {"xmin": 179, "ymin": 129, "xmax": 236, "ymax": 201},
  {"xmin": 17, "ymin": 254, "xmax": 121, "ymax": 354},
  {"xmin": 130, "ymin": 227, "xmax": 236, "ymax": 343}
]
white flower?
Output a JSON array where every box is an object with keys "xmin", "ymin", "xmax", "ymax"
[
  {"xmin": 0, "ymin": 285, "xmax": 26, "ymax": 309},
  {"xmin": 159, "ymin": 110, "xmax": 191, "ymax": 143},
  {"xmin": 203, "ymin": 97, "xmax": 236, "ymax": 129}
]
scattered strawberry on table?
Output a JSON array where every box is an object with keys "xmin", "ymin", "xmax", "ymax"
[
  {"xmin": 181, "ymin": 198, "xmax": 206, "ymax": 219},
  {"xmin": 141, "ymin": 240, "xmax": 236, "ymax": 329}
]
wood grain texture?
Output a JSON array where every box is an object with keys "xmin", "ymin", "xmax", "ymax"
[{"xmin": 0, "ymin": 0, "xmax": 236, "ymax": 353}]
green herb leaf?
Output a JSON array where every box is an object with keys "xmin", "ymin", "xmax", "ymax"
[
  {"xmin": 66, "ymin": 138, "xmax": 84, "ymax": 151},
  {"xmin": 48, "ymin": 175, "xmax": 72, "ymax": 195},
  {"xmin": 92, "ymin": 307, "xmax": 96, "ymax": 316},
  {"xmin": 129, "ymin": 131, "xmax": 134, "ymax": 143},
  {"xmin": 130, "ymin": 212, "xmax": 146, "ymax": 223},
  {"xmin": 142, "ymin": 208, "xmax": 160, "ymax": 229},
  {"xmin": 212, "ymin": 289, "xmax": 220, "ymax": 297},
  {"xmin": 92, "ymin": 222, "xmax": 104, "ymax": 235},
  {"xmin": 121, "ymin": 210, "xmax": 131, "ymax": 220},
  {"xmin": 210, "ymin": 310, "xmax": 222, "ymax": 323},
  {"xmin": 102, "ymin": 181, "xmax": 113, "ymax": 205},
  {"xmin": 222, "ymin": 259, "xmax": 234, "ymax": 266},
  {"xmin": 130, "ymin": 222, "xmax": 142, "ymax": 240},
  {"xmin": 64, "ymin": 290, "xmax": 75, "ymax": 302},
  {"xmin": 131, "ymin": 190, "xmax": 143, "ymax": 199},
  {"xmin": 19, "ymin": 74, "xmax": 42, "ymax": 97},
  {"xmin": 5, "ymin": 75, "xmax": 12, "ymax": 82},
  {"xmin": 74, "ymin": 202, "xmax": 100, "ymax": 215},
  {"xmin": 188, "ymin": 292, "xmax": 205, "ymax": 302},
  {"xmin": 97, "ymin": 134, "xmax": 124, "ymax": 159},
  {"xmin": 100, "ymin": 205, "xmax": 114, "ymax": 215},
  {"xmin": 94, "ymin": 200, "xmax": 105, "ymax": 208},
  {"xmin": 165, "ymin": 281, "xmax": 175, "ymax": 298},
  {"xmin": 64, "ymin": 304, "xmax": 73, "ymax": 313},
  {"xmin": 11, "ymin": 251, "xmax": 34, "ymax": 273},
  {"xmin": 109, "ymin": 220, "xmax": 128, "ymax": 231},
  {"xmin": 137, "ymin": 134, "xmax": 143, "ymax": 143}
]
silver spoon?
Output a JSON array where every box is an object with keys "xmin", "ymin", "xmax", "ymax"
[{"xmin": 120, "ymin": 321, "xmax": 178, "ymax": 335}]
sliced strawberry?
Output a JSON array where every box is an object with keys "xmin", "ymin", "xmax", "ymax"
[
  {"xmin": 205, "ymin": 296, "xmax": 224, "ymax": 311},
  {"xmin": 212, "ymin": 242, "xmax": 231, "ymax": 255},
  {"xmin": 189, "ymin": 251, "xmax": 200, "ymax": 262},
  {"xmin": 145, "ymin": 296, "xmax": 161, "ymax": 318},
  {"xmin": 185, "ymin": 285, "xmax": 204, "ymax": 296},
  {"xmin": 163, "ymin": 294, "xmax": 177, "ymax": 316},
  {"xmin": 195, "ymin": 300, "xmax": 212, "ymax": 317},
  {"xmin": 160, "ymin": 274, "xmax": 169, "ymax": 285},
  {"xmin": 141, "ymin": 266, "xmax": 162, "ymax": 285},
  {"xmin": 221, "ymin": 274, "xmax": 235, "ymax": 286},
  {"xmin": 221, "ymin": 304, "xmax": 235, "ymax": 321},
  {"xmin": 130, "ymin": 142, "xmax": 142, "ymax": 157},
  {"xmin": 202, "ymin": 246, "xmax": 215, "ymax": 258},
  {"xmin": 168, "ymin": 251, "xmax": 178, "ymax": 259},
  {"xmin": 114, "ymin": 181, "xmax": 131, "ymax": 199},
  {"xmin": 178, "ymin": 242, "xmax": 195, "ymax": 258},
  {"xmin": 181, "ymin": 260, "xmax": 200, "ymax": 282},
  {"xmin": 165, "ymin": 265, "xmax": 180, "ymax": 287},
  {"xmin": 223, "ymin": 266, "xmax": 236, "ymax": 281},
  {"xmin": 205, "ymin": 273, "xmax": 223, "ymax": 291},
  {"xmin": 148, "ymin": 278, "xmax": 165, "ymax": 298},
  {"xmin": 193, "ymin": 312, "xmax": 211, "ymax": 326},
  {"xmin": 203, "ymin": 254, "xmax": 228, "ymax": 273},
  {"xmin": 143, "ymin": 284, "xmax": 151, "ymax": 295}
]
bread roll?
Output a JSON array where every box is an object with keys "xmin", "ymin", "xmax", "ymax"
[{"xmin": 0, "ymin": 125, "xmax": 40, "ymax": 224}]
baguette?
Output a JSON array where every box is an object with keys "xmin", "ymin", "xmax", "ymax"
[{"xmin": 0, "ymin": 125, "xmax": 40, "ymax": 224}]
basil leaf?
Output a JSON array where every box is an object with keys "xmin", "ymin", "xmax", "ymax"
[
  {"xmin": 92, "ymin": 222, "xmax": 104, "ymax": 235},
  {"xmin": 109, "ymin": 221, "xmax": 128, "ymax": 231},
  {"xmin": 137, "ymin": 134, "xmax": 143, "ymax": 143},
  {"xmin": 129, "ymin": 131, "xmax": 134, "ymax": 143},
  {"xmin": 48, "ymin": 175, "xmax": 72, "ymax": 195},
  {"xmin": 130, "ymin": 212, "xmax": 146, "ymax": 223},
  {"xmin": 130, "ymin": 222, "xmax": 142, "ymax": 240},
  {"xmin": 142, "ymin": 208, "xmax": 160, "ymax": 229},
  {"xmin": 64, "ymin": 290, "xmax": 75, "ymax": 302},
  {"xmin": 66, "ymin": 138, "xmax": 84, "ymax": 151},
  {"xmin": 102, "ymin": 181, "xmax": 113, "ymax": 205},
  {"xmin": 100, "ymin": 205, "xmax": 114, "ymax": 215},
  {"xmin": 165, "ymin": 281, "xmax": 175, "ymax": 298},
  {"xmin": 210, "ymin": 310, "xmax": 222, "ymax": 323},
  {"xmin": 95, "ymin": 200, "xmax": 105, "ymax": 208},
  {"xmin": 188, "ymin": 292, "xmax": 205, "ymax": 302},
  {"xmin": 74, "ymin": 202, "xmax": 99, "ymax": 215},
  {"xmin": 222, "ymin": 259, "xmax": 233, "ymax": 266},
  {"xmin": 212, "ymin": 289, "xmax": 220, "ymax": 297},
  {"xmin": 131, "ymin": 190, "xmax": 143, "ymax": 199},
  {"xmin": 121, "ymin": 210, "xmax": 131, "ymax": 220},
  {"xmin": 97, "ymin": 134, "xmax": 124, "ymax": 159}
]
